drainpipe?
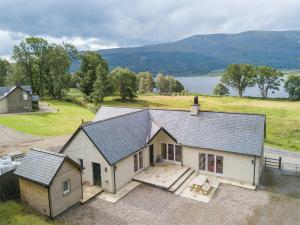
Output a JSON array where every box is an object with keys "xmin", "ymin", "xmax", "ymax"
[
  {"xmin": 252, "ymin": 156, "xmax": 256, "ymax": 188},
  {"xmin": 113, "ymin": 165, "xmax": 117, "ymax": 194}
]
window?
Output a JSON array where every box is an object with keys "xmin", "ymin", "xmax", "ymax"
[
  {"xmin": 175, "ymin": 145, "xmax": 182, "ymax": 162},
  {"xmin": 78, "ymin": 158, "xmax": 83, "ymax": 168},
  {"xmin": 199, "ymin": 153, "xmax": 206, "ymax": 170},
  {"xmin": 168, "ymin": 144, "xmax": 174, "ymax": 160},
  {"xmin": 161, "ymin": 143, "xmax": 167, "ymax": 159},
  {"xmin": 139, "ymin": 151, "xmax": 143, "ymax": 169},
  {"xmin": 24, "ymin": 102, "xmax": 30, "ymax": 109},
  {"xmin": 134, "ymin": 154, "xmax": 138, "ymax": 172},
  {"xmin": 23, "ymin": 91, "xmax": 28, "ymax": 101},
  {"xmin": 207, "ymin": 154, "xmax": 215, "ymax": 172},
  {"xmin": 216, "ymin": 156, "xmax": 223, "ymax": 174},
  {"xmin": 63, "ymin": 180, "xmax": 70, "ymax": 194}
]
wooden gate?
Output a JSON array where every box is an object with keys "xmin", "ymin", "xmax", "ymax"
[{"xmin": 264, "ymin": 157, "xmax": 282, "ymax": 169}]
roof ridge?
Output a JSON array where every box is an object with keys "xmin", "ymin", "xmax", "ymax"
[
  {"xmin": 83, "ymin": 108, "xmax": 149, "ymax": 127},
  {"xmin": 30, "ymin": 148, "xmax": 64, "ymax": 157}
]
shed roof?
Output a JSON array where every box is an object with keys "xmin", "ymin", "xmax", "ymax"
[
  {"xmin": 14, "ymin": 149, "xmax": 79, "ymax": 186},
  {"xmin": 0, "ymin": 85, "xmax": 32, "ymax": 99}
]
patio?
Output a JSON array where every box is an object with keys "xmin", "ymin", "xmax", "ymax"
[
  {"xmin": 133, "ymin": 163, "xmax": 191, "ymax": 189},
  {"xmin": 81, "ymin": 184, "xmax": 103, "ymax": 203}
]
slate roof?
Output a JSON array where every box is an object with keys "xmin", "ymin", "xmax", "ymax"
[
  {"xmin": 83, "ymin": 110, "xmax": 151, "ymax": 164},
  {"xmin": 89, "ymin": 106, "xmax": 265, "ymax": 162},
  {"xmin": 14, "ymin": 149, "xmax": 69, "ymax": 186},
  {"xmin": 0, "ymin": 85, "xmax": 32, "ymax": 99}
]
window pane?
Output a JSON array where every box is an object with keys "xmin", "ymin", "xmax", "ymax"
[
  {"xmin": 199, "ymin": 153, "xmax": 206, "ymax": 170},
  {"xmin": 175, "ymin": 145, "xmax": 182, "ymax": 162},
  {"xmin": 216, "ymin": 156, "xmax": 223, "ymax": 174},
  {"xmin": 139, "ymin": 152, "xmax": 143, "ymax": 169},
  {"xmin": 134, "ymin": 154, "xmax": 138, "ymax": 172},
  {"xmin": 161, "ymin": 143, "xmax": 167, "ymax": 159},
  {"xmin": 207, "ymin": 154, "xmax": 215, "ymax": 172},
  {"xmin": 168, "ymin": 144, "xmax": 174, "ymax": 160},
  {"xmin": 63, "ymin": 180, "xmax": 70, "ymax": 193}
]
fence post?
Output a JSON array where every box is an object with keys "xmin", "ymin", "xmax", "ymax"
[{"xmin": 279, "ymin": 157, "xmax": 282, "ymax": 170}]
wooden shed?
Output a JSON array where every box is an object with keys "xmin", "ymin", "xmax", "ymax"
[{"xmin": 14, "ymin": 149, "xmax": 83, "ymax": 218}]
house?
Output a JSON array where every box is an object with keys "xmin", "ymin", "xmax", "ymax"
[
  {"xmin": 14, "ymin": 149, "xmax": 82, "ymax": 218},
  {"xmin": 60, "ymin": 97, "xmax": 265, "ymax": 194},
  {"xmin": 0, "ymin": 85, "xmax": 38, "ymax": 113}
]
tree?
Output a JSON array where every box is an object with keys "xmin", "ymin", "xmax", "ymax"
[
  {"xmin": 0, "ymin": 58, "xmax": 11, "ymax": 86},
  {"xmin": 221, "ymin": 64, "xmax": 256, "ymax": 97},
  {"xmin": 5, "ymin": 63, "xmax": 27, "ymax": 85},
  {"xmin": 169, "ymin": 77, "xmax": 184, "ymax": 93},
  {"xmin": 111, "ymin": 67, "xmax": 137, "ymax": 101},
  {"xmin": 77, "ymin": 51, "xmax": 108, "ymax": 96},
  {"xmin": 91, "ymin": 62, "xmax": 113, "ymax": 103},
  {"xmin": 284, "ymin": 75, "xmax": 300, "ymax": 100},
  {"xmin": 137, "ymin": 71, "xmax": 154, "ymax": 93},
  {"xmin": 254, "ymin": 66, "xmax": 283, "ymax": 98},
  {"xmin": 44, "ymin": 44, "xmax": 72, "ymax": 99},
  {"xmin": 213, "ymin": 83, "xmax": 229, "ymax": 96},
  {"xmin": 156, "ymin": 73, "xmax": 171, "ymax": 93}
]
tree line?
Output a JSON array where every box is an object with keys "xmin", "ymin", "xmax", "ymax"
[
  {"xmin": 213, "ymin": 64, "xmax": 300, "ymax": 100},
  {"xmin": 0, "ymin": 38, "xmax": 185, "ymax": 102}
]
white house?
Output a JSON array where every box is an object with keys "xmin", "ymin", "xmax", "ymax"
[{"xmin": 60, "ymin": 97, "xmax": 265, "ymax": 193}]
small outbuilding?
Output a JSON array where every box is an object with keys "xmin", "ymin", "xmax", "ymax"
[{"xmin": 14, "ymin": 149, "xmax": 83, "ymax": 218}]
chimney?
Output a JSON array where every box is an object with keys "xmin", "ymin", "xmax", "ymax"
[{"xmin": 191, "ymin": 96, "xmax": 200, "ymax": 116}]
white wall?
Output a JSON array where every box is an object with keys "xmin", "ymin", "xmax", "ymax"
[
  {"xmin": 115, "ymin": 147, "xmax": 149, "ymax": 191},
  {"xmin": 0, "ymin": 98, "xmax": 8, "ymax": 113},
  {"xmin": 182, "ymin": 146, "xmax": 261, "ymax": 185},
  {"xmin": 62, "ymin": 130, "xmax": 114, "ymax": 193},
  {"xmin": 149, "ymin": 130, "xmax": 176, "ymax": 162}
]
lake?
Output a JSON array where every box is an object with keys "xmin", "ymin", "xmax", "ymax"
[{"xmin": 176, "ymin": 76, "xmax": 288, "ymax": 98}]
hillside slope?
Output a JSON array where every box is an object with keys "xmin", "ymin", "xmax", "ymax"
[{"xmin": 70, "ymin": 31, "xmax": 300, "ymax": 76}]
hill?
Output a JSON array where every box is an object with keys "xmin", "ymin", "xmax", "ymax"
[{"xmin": 70, "ymin": 30, "xmax": 300, "ymax": 76}]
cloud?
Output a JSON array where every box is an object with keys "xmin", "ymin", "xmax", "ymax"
[{"xmin": 1, "ymin": 0, "xmax": 300, "ymax": 57}]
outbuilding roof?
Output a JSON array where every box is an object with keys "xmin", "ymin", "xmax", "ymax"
[
  {"xmin": 0, "ymin": 85, "xmax": 32, "ymax": 99},
  {"xmin": 64, "ymin": 105, "xmax": 265, "ymax": 165},
  {"xmin": 14, "ymin": 149, "xmax": 80, "ymax": 186}
]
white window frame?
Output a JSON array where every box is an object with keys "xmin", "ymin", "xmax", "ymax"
[
  {"xmin": 63, "ymin": 180, "xmax": 71, "ymax": 195},
  {"xmin": 160, "ymin": 142, "xmax": 182, "ymax": 163},
  {"xmin": 134, "ymin": 150, "xmax": 144, "ymax": 172},
  {"xmin": 198, "ymin": 153, "xmax": 224, "ymax": 175}
]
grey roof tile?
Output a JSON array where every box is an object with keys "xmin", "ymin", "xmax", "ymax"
[
  {"xmin": 88, "ymin": 106, "xmax": 265, "ymax": 163},
  {"xmin": 14, "ymin": 149, "xmax": 65, "ymax": 186},
  {"xmin": 0, "ymin": 85, "xmax": 32, "ymax": 98},
  {"xmin": 83, "ymin": 110, "xmax": 151, "ymax": 164}
]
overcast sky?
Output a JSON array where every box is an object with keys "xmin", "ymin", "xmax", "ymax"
[{"xmin": 1, "ymin": 0, "xmax": 300, "ymax": 58}]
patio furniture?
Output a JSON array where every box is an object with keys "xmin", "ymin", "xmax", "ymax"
[{"xmin": 189, "ymin": 183, "xmax": 212, "ymax": 195}]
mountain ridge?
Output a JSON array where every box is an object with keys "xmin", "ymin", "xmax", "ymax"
[{"xmin": 70, "ymin": 30, "xmax": 300, "ymax": 76}]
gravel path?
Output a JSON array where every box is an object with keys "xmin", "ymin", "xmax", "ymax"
[
  {"xmin": 0, "ymin": 125, "xmax": 70, "ymax": 155},
  {"xmin": 60, "ymin": 184, "xmax": 269, "ymax": 225}
]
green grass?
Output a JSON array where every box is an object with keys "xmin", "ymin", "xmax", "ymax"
[
  {"xmin": 0, "ymin": 201, "xmax": 59, "ymax": 225},
  {"xmin": 0, "ymin": 100, "xmax": 94, "ymax": 136},
  {"xmin": 99, "ymin": 95, "xmax": 300, "ymax": 152}
]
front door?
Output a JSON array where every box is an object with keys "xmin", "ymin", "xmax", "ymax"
[
  {"xmin": 92, "ymin": 163, "xmax": 101, "ymax": 186},
  {"xmin": 149, "ymin": 144, "xmax": 154, "ymax": 165}
]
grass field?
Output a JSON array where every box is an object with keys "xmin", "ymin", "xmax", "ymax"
[
  {"xmin": 0, "ymin": 100, "xmax": 94, "ymax": 136},
  {"xmin": 0, "ymin": 201, "xmax": 58, "ymax": 225},
  {"xmin": 0, "ymin": 95, "xmax": 298, "ymax": 151}
]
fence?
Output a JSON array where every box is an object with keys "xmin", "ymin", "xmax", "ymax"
[
  {"xmin": 0, "ymin": 170, "xmax": 20, "ymax": 202},
  {"xmin": 264, "ymin": 156, "xmax": 300, "ymax": 177}
]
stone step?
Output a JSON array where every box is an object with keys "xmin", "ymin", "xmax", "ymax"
[
  {"xmin": 174, "ymin": 171, "xmax": 197, "ymax": 195},
  {"xmin": 168, "ymin": 169, "xmax": 195, "ymax": 193}
]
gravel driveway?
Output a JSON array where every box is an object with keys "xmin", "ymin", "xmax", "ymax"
[
  {"xmin": 60, "ymin": 167, "xmax": 300, "ymax": 225},
  {"xmin": 0, "ymin": 125, "xmax": 70, "ymax": 155}
]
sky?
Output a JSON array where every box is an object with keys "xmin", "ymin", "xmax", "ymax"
[{"xmin": 1, "ymin": 0, "xmax": 300, "ymax": 58}]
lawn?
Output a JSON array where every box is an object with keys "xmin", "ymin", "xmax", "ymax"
[
  {"xmin": 0, "ymin": 100, "xmax": 94, "ymax": 136},
  {"xmin": 0, "ymin": 201, "xmax": 59, "ymax": 225},
  {"xmin": 0, "ymin": 95, "xmax": 299, "ymax": 152},
  {"xmin": 101, "ymin": 95, "xmax": 300, "ymax": 152}
]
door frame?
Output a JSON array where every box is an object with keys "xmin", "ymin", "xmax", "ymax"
[{"xmin": 92, "ymin": 162, "xmax": 102, "ymax": 186}]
